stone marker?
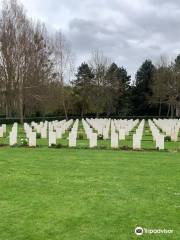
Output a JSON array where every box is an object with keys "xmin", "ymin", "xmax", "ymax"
[
  {"xmin": 89, "ymin": 133, "xmax": 97, "ymax": 148},
  {"xmin": 29, "ymin": 132, "xmax": 36, "ymax": 147},
  {"xmin": 133, "ymin": 134, "xmax": 141, "ymax": 150},
  {"xmin": 10, "ymin": 131, "xmax": 17, "ymax": 146},
  {"xmin": 156, "ymin": 135, "xmax": 164, "ymax": 150},
  {"xmin": 119, "ymin": 128, "xmax": 125, "ymax": 140},
  {"xmin": 0, "ymin": 127, "xmax": 3, "ymax": 137},
  {"xmin": 111, "ymin": 132, "xmax": 118, "ymax": 148},
  {"xmin": 49, "ymin": 131, "xmax": 56, "ymax": 147},
  {"xmin": 69, "ymin": 132, "xmax": 77, "ymax": 147}
]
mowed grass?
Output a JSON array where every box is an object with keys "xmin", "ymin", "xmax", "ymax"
[{"xmin": 0, "ymin": 147, "xmax": 179, "ymax": 240}]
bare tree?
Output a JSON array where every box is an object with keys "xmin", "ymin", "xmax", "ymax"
[
  {"xmin": 151, "ymin": 56, "xmax": 180, "ymax": 117},
  {"xmin": 0, "ymin": 0, "xmax": 54, "ymax": 122},
  {"xmin": 89, "ymin": 49, "xmax": 110, "ymax": 117},
  {"xmin": 50, "ymin": 30, "xmax": 74, "ymax": 119}
]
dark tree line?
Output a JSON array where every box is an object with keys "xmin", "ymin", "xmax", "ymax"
[{"xmin": 0, "ymin": 0, "xmax": 180, "ymax": 122}]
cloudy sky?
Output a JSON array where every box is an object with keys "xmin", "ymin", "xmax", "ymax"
[{"xmin": 19, "ymin": 0, "xmax": 180, "ymax": 78}]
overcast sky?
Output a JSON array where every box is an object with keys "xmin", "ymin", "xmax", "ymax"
[{"xmin": 18, "ymin": 0, "xmax": 180, "ymax": 78}]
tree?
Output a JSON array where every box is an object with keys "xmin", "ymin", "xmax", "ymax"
[
  {"xmin": 72, "ymin": 63, "xmax": 94, "ymax": 117},
  {"xmin": 0, "ymin": 0, "xmax": 53, "ymax": 122},
  {"xmin": 150, "ymin": 56, "xmax": 180, "ymax": 117},
  {"xmin": 105, "ymin": 63, "xmax": 118, "ymax": 115},
  {"xmin": 132, "ymin": 60, "xmax": 155, "ymax": 115},
  {"xmin": 105, "ymin": 63, "xmax": 128, "ymax": 116},
  {"xmin": 89, "ymin": 49, "xmax": 110, "ymax": 117},
  {"xmin": 150, "ymin": 57, "xmax": 169, "ymax": 116},
  {"xmin": 50, "ymin": 30, "xmax": 74, "ymax": 120},
  {"xmin": 173, "ymin": 55, "xmax": 180, "ymax": 117},
  {"xmin": 115, "ymin": 66, "xmax": 131, "ymax": 115}
]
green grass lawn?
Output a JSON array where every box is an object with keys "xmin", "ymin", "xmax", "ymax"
[{"xmin": 0, "ymin": 147, "xmax": 179, "ymax": 239}]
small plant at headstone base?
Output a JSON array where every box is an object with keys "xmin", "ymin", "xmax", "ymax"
[
  {"xmin": 97, "ymin": 134, "xmax": 103, "ymax": 140},
  {"xmin": 78, "ymin": 132, "xmax": 84, "ymax": 140},
  {"xmin": 20, "ymin": 138, "xmax": 28, "ymax": 146},
  {"xmin": 56, "ymin": 143, "xmax": 63, "ymax": 148},
  {"xmin": 50, "ymin": 143, "xmax": 57, "ymax": 148},
  {"xmin": 165, "ymin": 136, "xmax": 171, "ymax": 142},
  {"xmin": 36, "ymin": 133, "xmax": 41, "ymax": 139},
  {"xmin": 121, "ymin": 145, "xmax": 132, "ymax": 151},
  {"xmin": 68, "ymin": 127, "xmax": 72, "ymax": 132}
]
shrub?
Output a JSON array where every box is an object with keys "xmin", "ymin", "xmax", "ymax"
[
  {"xmin": 56, "ymin": 143, "xmax": 63, "ymax": 148},
  {"xmin": 165, "ymin": 136, "xmax": 171, "ymax": 142},
  {"xmin": 36, "ymin": 133, "xmax": 41, "ymax": 139},
  {"xmin": 98, "ymin": 134, "xmax": 103, "ymax": 140},
  {"xmin": 78, "ymin": 132, "xmax": 84, "ymax": 140},
  {"xmin": 20, "ymin": 138, "xmax": 28, "ymax": 146},
  {"xmin": 121, "ymin": 145, "xmax": 132, "ymax": 150},
  {"xmin": 50, "ymin": 143, "xmax": 56, "ymax": 148}
]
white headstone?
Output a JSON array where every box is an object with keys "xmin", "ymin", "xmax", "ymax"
[
  {"xmin": 133, "ymin": 134, "xmax": 141, "ymax": 150},
  {"xmin": 56, "ymin": 128, "xmax": 62, "ymax": 139},
  {"xmin": 29, "ymin": 132, "xmax": 36, "ymax": 147},
  {"xmin": 89, "ymin": 133, "xmax": 97, "ymax": 148},
  {"xmin": 49, "ymin": 131, "xmax": 56, "ymax": 147},
  {"xmin": 156, "ymin": 135, "xmax": 164, "ymax": 150},
  {"xmin": 119, "ymin": 128, "xmax": 125, "ymax": 140},
  {"xmin": 41, "ymin": 128, "xmax": 47, "ymax": 138},
  {"xmin": 10, "ymin": 131, "xmax": 17, "ymax": 146},
  {"xmin": 69, "ymin": 132, "xmax": 77, "ymax": 147},
  {"xmin": 0, "ymin": 127, "xmax": 3, "ymax": 137},
  {"xmin": 111, "ymin": 132, "xmax": 118, "ymax": 148},
  {"xmin": 2, "ymin": 124, "xmax": 6, "ymax": 133}
]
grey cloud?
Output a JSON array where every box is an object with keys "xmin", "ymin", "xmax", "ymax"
[{"xmin": 19, "ymin": 0, "xmax": 180, "ymax": 79}]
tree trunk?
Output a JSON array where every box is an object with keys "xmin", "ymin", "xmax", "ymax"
[
  {"xmin": 19, "ymin": 87, "xmax": 24, "ymax": 124},
  {"xmin": 176, "ymin": 104, "xmax": 180, "ymax": 117},
  {"xmin": 158, "ymin": 101, "xmax": 162, "ymax": 117},
  {"xmin": 62, "ymin": 98, "xmax": 68, "ymax": 120},
  {"xmin": 5, "ymin": 92, "xmax": 13, "ymax": 118},
  {"xmin": 167, "ymin": 104, "xmax": 170, "ymax": 117},
  {"xmin": 81, "ymin": 103, "xmax": 84, "ymax": 119},
  {"xmin": 170, "ymin": 104, "xmax": 174, "ymax": 118}
]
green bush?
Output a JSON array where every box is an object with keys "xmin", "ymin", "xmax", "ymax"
[
  {"xmin": 56, "ymin": 143, "xmax": 63, "ymax": 148},
  {"xmin": 78, "ymin": 132, "xmax": 84, "ymax": 140},
  {"xmin": 98, "ymin": 134, "xmax": 103, "ymax": 140},
  {"xmin": 36, "ymin": 133, "xmax": 41, "ymax": 139},
  {"xmin": 165, "ymin": 136, "xmax": 171, "ymax": 142},
  {"xmin": 50, "ymin": 144, "xmax": 56, "ymax": 148},
  {"xmin": 20, "ymin": 138, "xmax": 28, "ymax": 146}
]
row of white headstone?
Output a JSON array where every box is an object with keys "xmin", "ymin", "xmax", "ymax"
[
  {"xmin": 0, "ymin": 118, "xmax": 179, "ymax": 149},
  {"xmin": 69, "ymin": 119, "xmax": 79, "ymax": 147},
  {"xmin": 133, "ymin": 120, "xmax": 145, "ymax": 149},
  {"xmin": 2, "ymin": 120, "xmax": 73, "ymax": 147},
  {"xmin": 149, "ymin": 120, "xmax": 165, "ymax": 150},
  {"xmin": 9, "ymin": 123, "xmax": 18, "ymax": 146},
  {"xmin": 0, "ymin": 124, "xmax": 6, "ymax": 137},
  {"xmin": 82, "ymin": 119, "xmax": 98, "ymax": 148},
  {"xmin": 153, "ymin": 119, "xmax": 180, "ymax": 142},
  {"xmin": 83, "ymin": 118, "xmax": 140, "ymax": 149},
  {"xmin": 48, "ymin": 120, "xmax": 73, "ymax": 146}
]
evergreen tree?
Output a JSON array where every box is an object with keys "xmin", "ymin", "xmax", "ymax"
[
  {"xmin": 105, "ymin": 63, "xmax": 131, "ymax": 116},
  {"xmin": 72, "ymin": 63, "xmax": 94, "ymax": 117},
  {"xmin": 132, "ymin": 60, "xmax": 155, "ymax": 115},
  {"xmin": 116, "ymin": 67, "xmax": 131, "ymax": 115},
  {"xmin": 105, "ymin": 63, "xmax": 121, "ymax": 115}
]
